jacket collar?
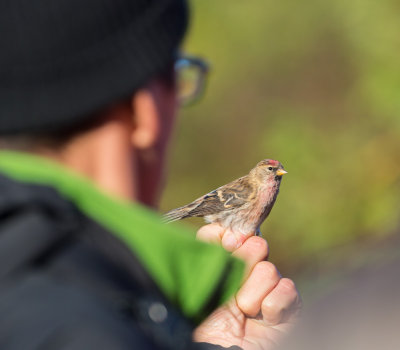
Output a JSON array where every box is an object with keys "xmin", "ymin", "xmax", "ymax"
[{"xmin": 0, "ymin": 151, "xmax": 244, "ymax": 322}]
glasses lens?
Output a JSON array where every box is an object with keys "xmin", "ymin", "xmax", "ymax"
[
  {"xmin": 177, "ymin": 66, "xmax": 201, "ymax": 104},
  {"xmin": 175, "ymin": 56, "xmax": 209, "ymax": 105}
]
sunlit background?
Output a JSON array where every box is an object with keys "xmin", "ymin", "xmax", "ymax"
[{"xmin": 161, "ymin": 0, "xmax": 400, "ymax": 297}]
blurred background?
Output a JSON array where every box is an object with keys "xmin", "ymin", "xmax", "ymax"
[{"xmin": 161, "ymin": 0, "xmax": 400, "ymax": 298}]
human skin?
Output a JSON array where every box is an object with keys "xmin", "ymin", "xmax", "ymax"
[{"xmin": 194, "ymin": 224, "xmax": 301, "ymax": 350}]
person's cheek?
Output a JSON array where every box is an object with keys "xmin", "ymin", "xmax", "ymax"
[{"xmin": 140, "ymin": 82, "xmax": 178, "ymax": 208}]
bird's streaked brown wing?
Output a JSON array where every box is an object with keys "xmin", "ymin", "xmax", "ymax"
[{"xmin": 163, "ymin": 176, "xmax": 256, "ymax": 222}]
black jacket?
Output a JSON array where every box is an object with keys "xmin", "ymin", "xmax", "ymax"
[{"xmin": 0, "ymin": 174, "xmax": 239, "ymax": 350}]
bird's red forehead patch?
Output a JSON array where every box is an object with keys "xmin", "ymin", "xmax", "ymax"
[{"xmin": 267, "ymin": 159, "xmax": 279, "ymax": 166}]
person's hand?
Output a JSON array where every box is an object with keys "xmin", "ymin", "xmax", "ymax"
[{"xmin": 194, "ymin": 224, "xmax": 301, "ymax": 350}]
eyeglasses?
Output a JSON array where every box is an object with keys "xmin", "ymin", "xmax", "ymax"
[{"xmin": 174, "ymin": 54, "xmax": 210, "ymax": 106}]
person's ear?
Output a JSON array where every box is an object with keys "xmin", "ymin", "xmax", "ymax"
[{"xmin": 130, "ymin": 87, "xmax": 160, "ymax": 150}]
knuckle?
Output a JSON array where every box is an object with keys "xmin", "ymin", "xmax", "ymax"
[
  {"xmin": 261, "ymin": 296, "xmax": 276, "ymax": 311},
  {"xmin": 261, "ymin": 299, "xmax": 281, "ymax": 324},
  {"xmin": 247, "ymin": 236, "xmax": 269, "ymax": 256},
  {"xmin": 236, "ymin": 293, "xmax": 256, "ymax": 316},
  {"xmin": 279, "ymin": 279, "xmax": 301, "ymax": 308},
  {"xmin": 254, "ymin": 261, "xmax": 279, "ymax": 281},
  {"xmin": 279, "ymin": 278, "xmax": 297, "ymax": 293},
  {"xmin": 260, "ymin": 278, "xmax": 302, "ymax": 325}
]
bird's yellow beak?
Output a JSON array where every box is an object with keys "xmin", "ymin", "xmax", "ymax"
[{"xmin": 276, "ymin": 169, "xmax": 288, "ymax": 176}]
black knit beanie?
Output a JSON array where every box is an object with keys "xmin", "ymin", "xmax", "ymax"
[{"xmin": 0, "ymin": 0, "xmax": 188, "ymax": 134}]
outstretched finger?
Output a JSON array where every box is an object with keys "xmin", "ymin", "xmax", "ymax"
[
  {"xmin": 196, "ymin": 224, "xmax": 225, "ymax": 245},
  {"xmin": 197, "ymin": 224, "xmax": 254, "ymax": 252}
]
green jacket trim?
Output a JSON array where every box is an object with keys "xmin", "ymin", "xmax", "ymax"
[{"xmin": 0, "ymin": 151, "xmax": 244, "ymax": 322}]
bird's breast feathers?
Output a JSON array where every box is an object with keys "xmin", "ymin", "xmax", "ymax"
[{"xmin": 206, "ymin": 183, "xmax": 279, "ymax": 233}]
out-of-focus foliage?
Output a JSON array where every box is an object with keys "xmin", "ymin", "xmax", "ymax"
[{"xmin": 161, "ymin": 0, "xmax": 400, "ymax": 285}]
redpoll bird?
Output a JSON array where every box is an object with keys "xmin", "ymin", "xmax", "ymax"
[{"xmin": 163, "ymin": 159, "xmax": 287, "ymax": 236}]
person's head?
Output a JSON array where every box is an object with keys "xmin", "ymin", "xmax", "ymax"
[{"xmin": 0, "ymin": 0, "xmax": 207, "ymax": 206}]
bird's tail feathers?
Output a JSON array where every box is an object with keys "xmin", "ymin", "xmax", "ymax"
[{"xmin": 162, "ymin": 206, "xmax": 190, "ymax": 223}]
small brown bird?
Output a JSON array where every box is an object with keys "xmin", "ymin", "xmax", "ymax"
[{"xmin": 163, "ymin": 159, "xmax": 287, "ymax": 236}]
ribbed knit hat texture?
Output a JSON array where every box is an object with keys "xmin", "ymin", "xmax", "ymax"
[{"xmin": 0, "ymin": 0, "xmax": 188, "ymax": 134}]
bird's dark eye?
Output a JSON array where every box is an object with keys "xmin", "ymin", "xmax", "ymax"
[{"xmin": 268, "ymin": 167, "xmax": 273, "ymax": 171}]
